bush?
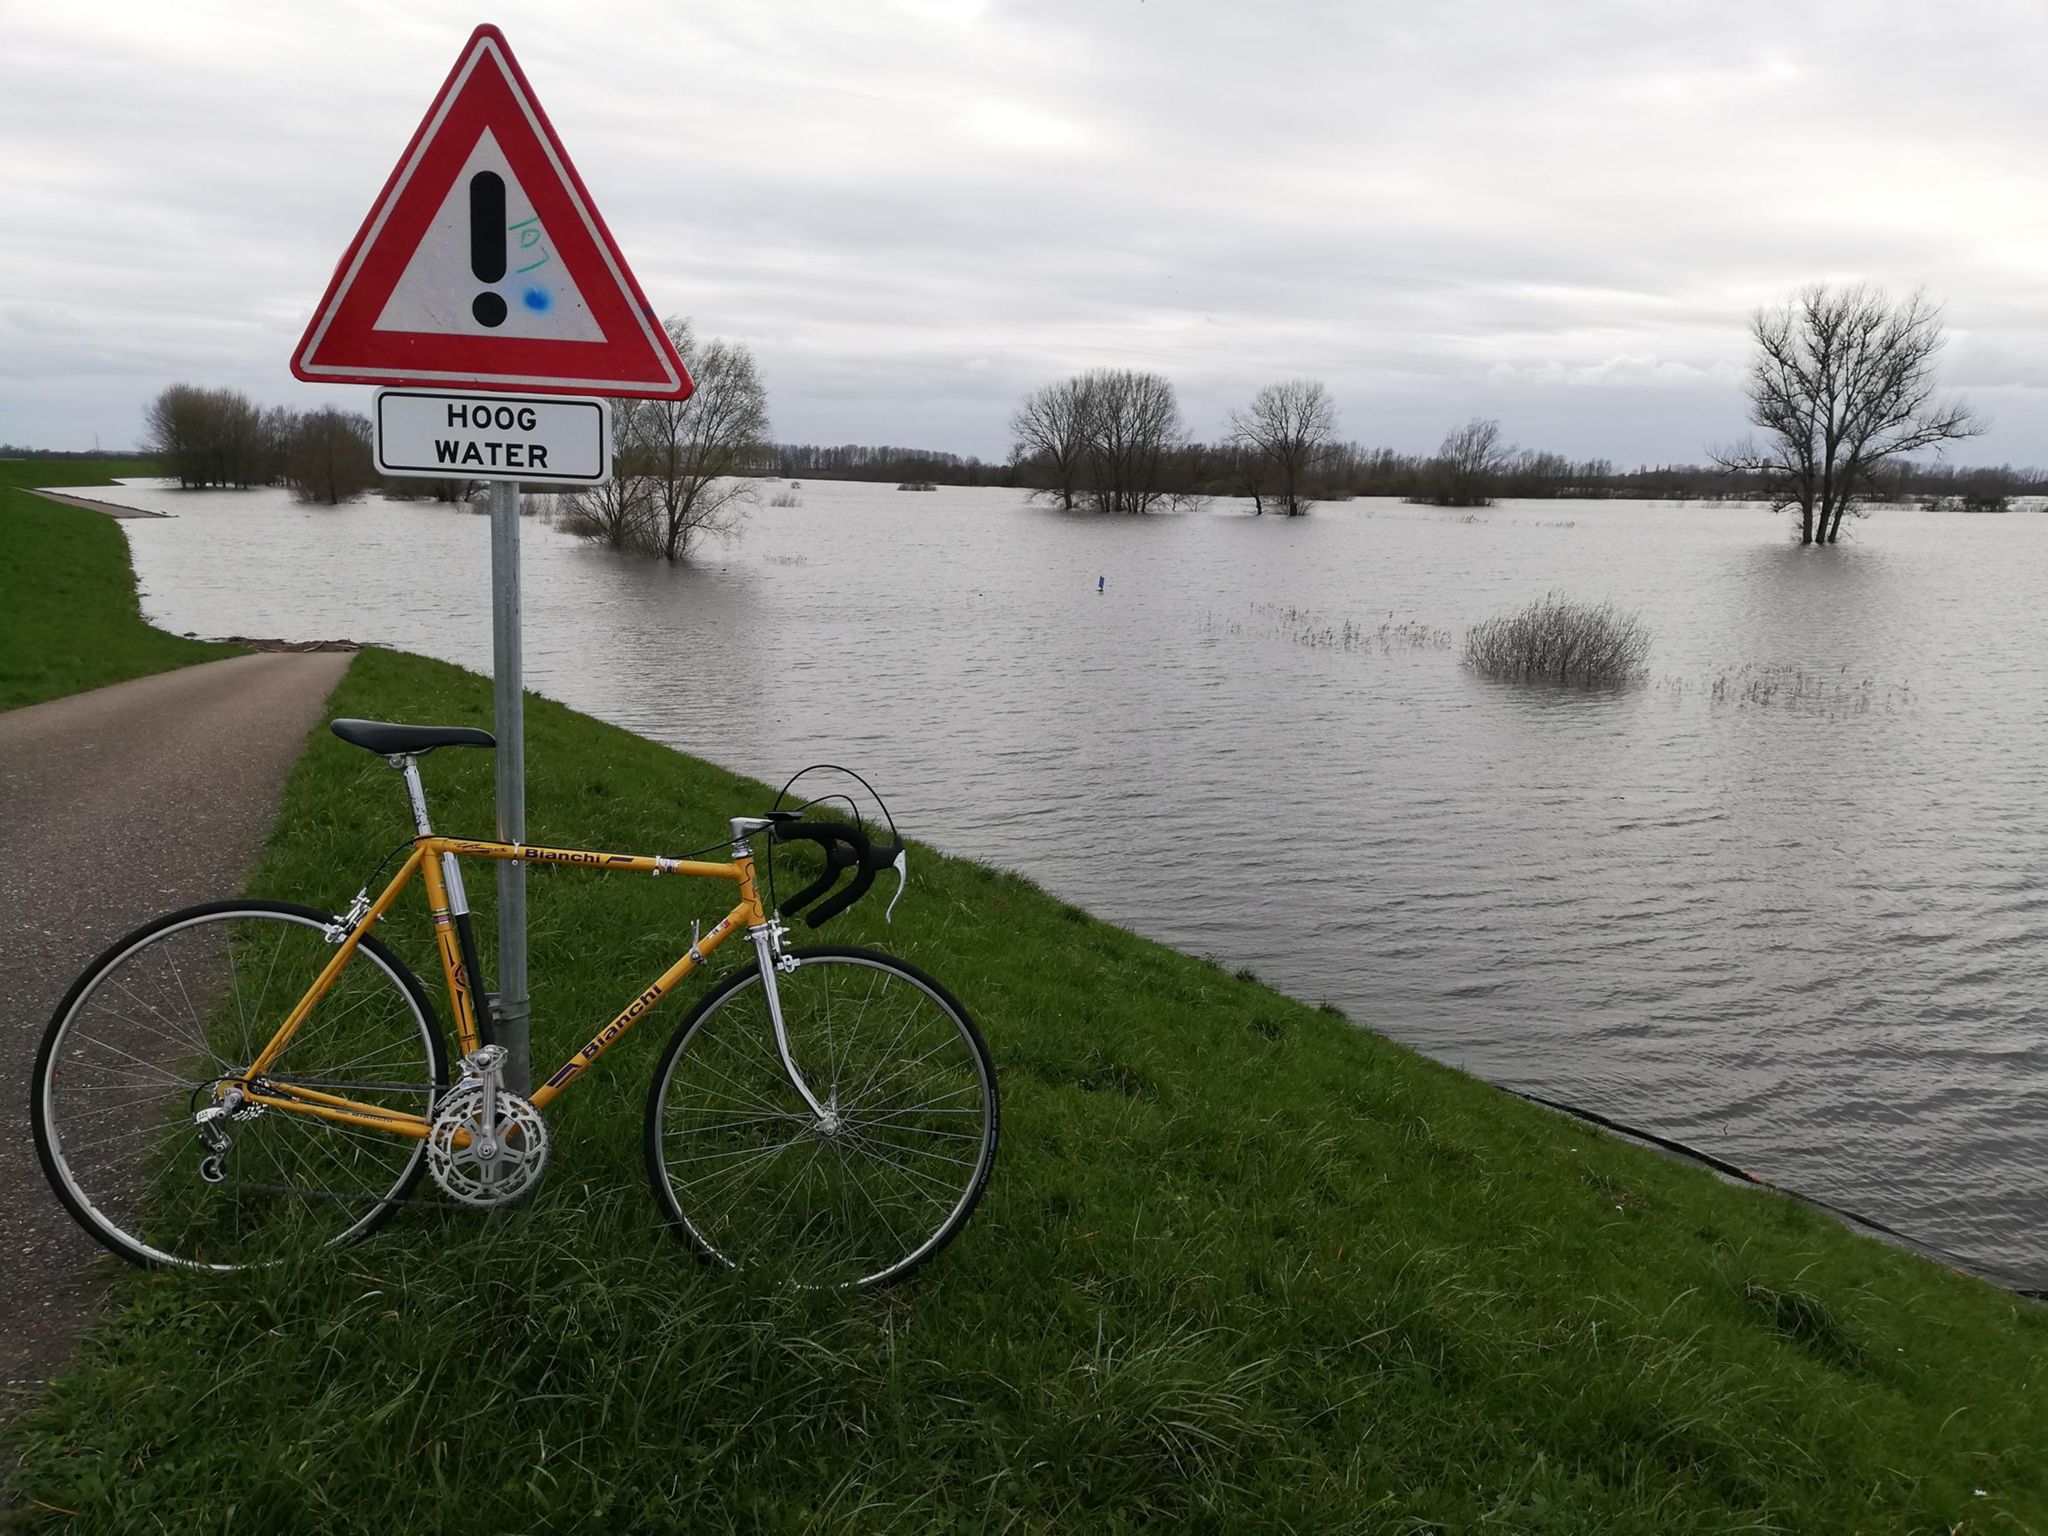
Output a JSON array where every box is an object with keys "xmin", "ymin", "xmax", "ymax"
[{"xmin": 1463, "ymin": 591, "xmax": 1651, "ymax": 686}]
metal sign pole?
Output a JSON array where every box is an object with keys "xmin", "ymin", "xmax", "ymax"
[
  {"xmin": 488, "ymin": 478, "xmax": 531, "ymax": 1094},
  {"xmin": 293, "ymin": 25, "xmax": 692, "ymax": 1105}
]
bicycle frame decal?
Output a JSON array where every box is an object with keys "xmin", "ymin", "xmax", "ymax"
[
  {"xmin": 238, "ymin": 837, "xmax": 764, "ymax": 1136},
  {"xmin": 535, "ymin": 910, "xmax": 747, "ymax": 1100}
]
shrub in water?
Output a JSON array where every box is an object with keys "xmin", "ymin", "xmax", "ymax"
[{"xmin": 1463, "ymin": 591, "xmax": 1651, "ymax": 687}]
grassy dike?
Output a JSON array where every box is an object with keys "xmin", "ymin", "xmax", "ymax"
[
  {"xmin": 0, "ymin": 461, "xmax": 240, "ymax": 711},
  {"xmin": 5, "ymin": 663, "xmax": 2045, "ymax": 1527}
]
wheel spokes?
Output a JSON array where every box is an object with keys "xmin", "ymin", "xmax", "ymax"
[
  {"xmin": 655, "ymin": 955, "xmax": 993, "ymax": 1287},
  {"xmin": 41, "ymin": 910, "xmax": 436, "ymax": 1268}
]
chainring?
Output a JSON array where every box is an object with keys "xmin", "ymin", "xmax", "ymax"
[{"xmin": 426, "ymin": 1081, "xmax": 550, "ymax": 1206}]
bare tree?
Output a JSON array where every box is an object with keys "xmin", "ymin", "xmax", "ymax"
[
  {"xmin": 259, "ymin": 405, "xmax": 300, "ymax": 486},
  {"xmin": 145, "ymin": 384, "xmax": 215, "ymax": 488},
  {"xmin": 1423, "ymin": 418, "xmax": 1511, "ymax": 507},
  {"xmin": 285, "ymin": 407, "xmax": 375, "ymax": 504},
  {"xmin": 1714, "ymin": 283, "xmax": 1983, "ymax": 545},
  {"xmin": 637, "ymin": 318, "xmax": 772, "ymax": 561},
  {"xmin": 143, "ymin": 384, "xmax": 268, "ymax": 489},
  {"xmin": 1010, "ymin": 376, "xmax": 1098, "ymax": 510},
  {"xmin": 1084, "ymin": 368, "xmax": 1186, "ymax": 514},
  {"xmin": 208, "ymin": 388, "xmax": 266, "ymax": 489},
  {"xmin": 560, "ymin": 397, "xmax": 654, "ymax": 549},
  {"xmin": 1229, "ymin": 379, "xmax": 1337, "ymax": 516}
]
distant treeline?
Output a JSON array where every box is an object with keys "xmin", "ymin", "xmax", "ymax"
[
  {"xmin": 139, "ymin": 384, "xmax": 473, "ymax": 505},
  {"xmin": 1012, "ymin": 425, "xmax": 2048, "ymax": 508},
  {"xmin": 1008, "ymin": 434, "xmax": 2048, "ymax": 511},
  {"xmin": 41, "ymin": 381, "xmax": 2048, "ymax": 515},
  {"xmin": 1351, "ymin": 453, "xmax": 2048, "ymax": 507},
  {"xmin": 768, "ymin": 443, "xmax": 1008, "ymax": 486},
  {"xmin": 764, "ymin": 438, "xmax": 1648, "ymax": 498},
  {"xmin": 998, "ymin": 367, "xmax": 2048, "ymax": 513},
  {"xmin": 0, "ymin": 445, "xmax": 147, "ymax": 460}
]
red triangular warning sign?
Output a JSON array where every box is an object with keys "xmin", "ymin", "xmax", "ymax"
[{"xmin": 292, "ymin": 25, "xmax": 693, "ymax": 399}]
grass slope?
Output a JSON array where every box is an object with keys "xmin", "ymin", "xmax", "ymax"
[
  {"xmin": 0, "ymin": 460, "xmax": 240, "ymax": 711},
  {"xmin": 7, "ymin": 644, "xmax": 2043, "ymax": 1532}
]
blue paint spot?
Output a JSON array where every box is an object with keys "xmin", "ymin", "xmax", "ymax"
[{"xmin": 523, "ymin": 286, "xmax": 552, "ymax": 313}]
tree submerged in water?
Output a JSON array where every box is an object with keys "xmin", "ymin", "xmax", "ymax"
[
  {"xmin": 1228, "ymin": 379, "xmax": 1338, "ymax": 516},
  {"xmin": 285, "ymin": 407, "xmax": 375, "ymax": 505},
  {"xmin": 1464, "ymin": 593, "xmax": 1651, "ymax": 687},
  {"xmin": 1009, "ymin": 369, "xmax": 1195, "ymax": 514},
  {"xmin": 1713, "ymin": 283, "xmax": 1983, "ymax": 546},
  {"xmin": 558, "ymin": 316, "xmax": 770, "ymax": 561},
  {"xmin": 1415, "ymin": 417, "xmax": 1511, "ymax": 507}
]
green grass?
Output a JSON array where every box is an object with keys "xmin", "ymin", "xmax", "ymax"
[
  {"xmin": 0, "ymin": 459, "xmax": 241, "ymax": 711},
  {"xmin": 7, "ymin": 643, "xmax": 2045, "ymax": 1532}
]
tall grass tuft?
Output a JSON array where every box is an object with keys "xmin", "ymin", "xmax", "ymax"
[{"xmin": 1463, "ymin": 591, "xmax": 1651, "ymax": 687}]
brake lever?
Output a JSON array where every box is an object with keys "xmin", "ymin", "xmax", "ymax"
[{"xmin": 882, "ymin": 849, "xmax": 908, "ymax": 924}]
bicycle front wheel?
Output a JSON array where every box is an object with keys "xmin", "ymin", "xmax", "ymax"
[
  {"xmin": 644, "ymin": 946, "xmax": 999, "ymax": 1289},
  {"xmin": 31, "ymin": 900, "xmax": 447, "ymax": 1270}
]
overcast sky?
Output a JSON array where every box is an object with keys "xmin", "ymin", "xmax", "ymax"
[{"xmin": 6, "ymin": 0, "xmax": 2047, "ymax": 464}]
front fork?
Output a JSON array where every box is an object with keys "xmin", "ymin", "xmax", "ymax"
[{"xmin": 748, "ymin": 919, "xmax": 840, "ymax": 1134}]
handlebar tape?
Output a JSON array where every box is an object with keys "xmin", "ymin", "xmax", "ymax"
[
  {"xmin": 773, "ymin": 822, "xmax": 903, "ymax": 928},
  {"xmin": 774, "ymin": 823, "xmax": 862, "ymax": 922},
  {"xmin": 805, "ymin": 840, "xmax": 903, "ymax": 927}
]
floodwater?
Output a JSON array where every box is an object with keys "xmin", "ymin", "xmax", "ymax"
[{"xmin": 94, "ymin": 476, "xmax": 2048, "ymax": 1288}]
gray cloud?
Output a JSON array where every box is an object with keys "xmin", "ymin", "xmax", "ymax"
[{"xmin": 3, "ymin": 0, "xmax": 2044, "ymax": 463}]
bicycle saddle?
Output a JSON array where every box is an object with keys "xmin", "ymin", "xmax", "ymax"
[{"xmin": 330, "ymin": 718, "xmax": 497, "ymax": 756}]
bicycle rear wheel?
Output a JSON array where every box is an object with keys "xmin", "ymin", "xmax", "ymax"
[
  {"xmin": 31, "ymin": 900, "xmax": 447, "ymax": 1270},
  {"xmin": 644, "ymin": 946, "xmax": 999, "ymax": 1289}
]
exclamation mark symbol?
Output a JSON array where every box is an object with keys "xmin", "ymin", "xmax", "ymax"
[{"xmin": 470, "ymin": 172, "xmax": 508, "ymax": 328}]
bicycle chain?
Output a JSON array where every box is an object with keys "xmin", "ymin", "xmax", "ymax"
[{"xmin": 196, "ymin": 1077, "xmax": 516, "ymax": 1212}]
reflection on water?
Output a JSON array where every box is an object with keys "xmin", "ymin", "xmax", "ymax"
[{"xmin": 101, "ymin": 478, "xmax": 2048, "ymax": 1287}]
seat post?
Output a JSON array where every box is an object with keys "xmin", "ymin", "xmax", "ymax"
[{"xmin": 390, "ymin": 754, "xmax": 434, "ymax": 838}]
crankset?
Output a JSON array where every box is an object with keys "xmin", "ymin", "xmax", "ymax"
[{"xmin": 425, "ymin": 1045, "xmax": 550, "ymax": 1206}]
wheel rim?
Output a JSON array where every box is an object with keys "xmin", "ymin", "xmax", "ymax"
[
  {"xmin": 653, "ymin": 955, "xmax": 995, "ymax": 1288},
  {"xmin": 39, "ymin": 909, "xmax": 437, "ymax": 1269}
]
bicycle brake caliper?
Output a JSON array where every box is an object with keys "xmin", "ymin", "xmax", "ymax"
[
  {"xmin": 764, "ymin": 917, "xmax": 799, "ymax": 973},
  {"xmin": 324, "ymin": 889, "xmax": 373, "ymax": 944}
]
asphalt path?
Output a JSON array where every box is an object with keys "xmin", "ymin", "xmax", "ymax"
[
  {"xmin": 0, "ymin": 649, "xmax": 352, "ymax": 1451},
  {"xmin": 18, "ymin": 491, "xmax": 167, "ymax": 521}
]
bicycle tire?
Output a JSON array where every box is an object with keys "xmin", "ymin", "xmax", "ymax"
[
  {"xmin": 643, "ymin": 945, "xmax": 999, "ymax": 1289},
  {"xmin": 31, "ymin": 899, "xmax": 449, "ymax": 1270}
]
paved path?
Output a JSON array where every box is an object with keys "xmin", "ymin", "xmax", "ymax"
[
  {"xmin": 0, "ymin": 649, "xmax": 352, "ymax": 1447},
  {"xmin": 22, "ymin": 490, "xmax": 167, "ymax": 520}
]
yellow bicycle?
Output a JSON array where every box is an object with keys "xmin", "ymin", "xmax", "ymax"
[{"xmin": 31, "ymin": 718, "xmax": 999, "ymax": 1289}]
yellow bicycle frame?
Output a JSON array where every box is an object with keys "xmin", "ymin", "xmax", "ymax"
[{"xmin": 235, "ymin": 837, "xmax": 766, "ymax": 1140}]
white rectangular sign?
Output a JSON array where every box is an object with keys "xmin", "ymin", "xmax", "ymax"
[{"xmin": 373, "ymin": 388, "xmax": 611, "ymax": 484}]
